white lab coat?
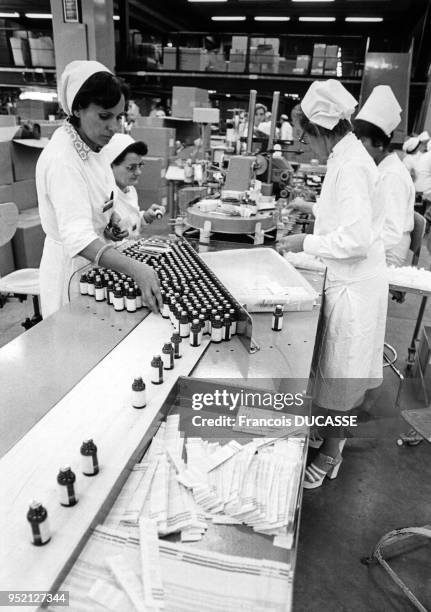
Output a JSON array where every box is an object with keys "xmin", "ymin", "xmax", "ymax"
[
  {"xmin": 114, "ymin": 186, "xmax": 146, "ymax": 240},
  {"xmin": 378, "ymin": 153, "xmax": 415, "ymax": 267},
  {"xmin": 403, "ymin": 150, "xmax": 422, "ymax": 187},
  {"xmin": 303, "ymin": 132, "xmax": 388, "ymax": 411},
  {"xmin": 36, "ymin": 122, "xmax": 116, "ymax": 317},
  {"xmin": 414, "ymin": 150, "xmax": 431, "ymax": 200}
]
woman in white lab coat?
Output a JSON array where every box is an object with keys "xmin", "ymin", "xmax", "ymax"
[
  {"xmin": 402, "ymin": 136, "xmax": 422, "ymax": 186},
  {"xmin": 36, "ymin": 61, "xmax": 161, "ymax": 317},
  {"xmin": 353, "ymin": 85, "xmax": 415, "ymax": 267},
  {"xmin": 103, "ymin": 133, "xmax": 165, "ymax": 240},
  {"xmin": 279, "ymin": 80, "xmax": 388, "ymax": 489}
]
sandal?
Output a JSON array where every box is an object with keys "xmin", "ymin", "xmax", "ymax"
[{"xmin": 304, "ymin": 452, "xmax": 343, "ymax": 489}]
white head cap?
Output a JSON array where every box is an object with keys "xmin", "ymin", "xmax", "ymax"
[
  {"xmin": 103, "ymin": 133, "xmax": 136, "ymax": 165},
  {"xmin": 356, "ymin": 85, "xmax": 401, "ymax": 137},
  {"xmin": 301, "ymin": 79, "xmax": 357, "ymax": 130},
  {"xmin": 419, "ymin": 130, "xmax": 430, "ymax": 142},
  {"xmin": 402, "ymin": 137, "xmax": 420, "ymax": 153},
  {"xmin": 59, "ymin": 60, "xmax": 112, "ymax": 116}
]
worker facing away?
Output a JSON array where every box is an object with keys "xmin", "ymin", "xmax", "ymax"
[
  {"xmin": 278, "ymin": 79, "xmax": 388, "ymax": 489},
  {"xmin": 36, "ymin": 60, "xmax": 162, "ymax": 318},
  {"xmin": 354, "ymin": 85, "xmax": 415, "ymax": 268}
]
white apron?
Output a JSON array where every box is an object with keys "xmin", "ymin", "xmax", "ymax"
[
  {"xmin": 36, "ymin": 123, "xmax": 116, "ymax": 318},
  {"xmin": 303, "ymin": 133, "xmax": 388, "ymax": 411}
]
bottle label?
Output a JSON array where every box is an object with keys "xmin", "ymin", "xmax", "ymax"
[
  {"xmin": 162, "ymin": 352, "xmax": 173, "ymax": 370},
  {"xmin": 126, "ymin": 298, "xmax": 137, "ymax": 312},
  {"xmin": 79, "ymin": 282, "xmax": 88, "ymax": 295},
  {"xmin": 272, "ymin": 314, "xmax": 283, "ymax": 331},
  {"xmin": 87, "ymin": 284, "xmax": 95, "ymax": 296},
  {"xmin": 179, "ymin": 322, "xmax": 190, "ymax": 338},
  {"xmin": 58, "ymin": 482, "xmax": 77, "ymax": 506},
  {"xmin": 136, "ymin": 295, "xmax": 143, "ymax": 309},
  {"xmin": 30, "ymin": 518, "xmax": 51, "ymax": 545},
  {"xmin": 190, "ymin": 331, "xmax": 200, "ymax": 347},
  {"xmin": 113, "ymin": 297, "xmax": 124, "ymax": 311},
  {"xmin": 132, "ymin": 389, "xmax": 147, "ymax": 408},
  {"xmin": 211, "ymin": 327, "xmax": 222, "ymax": 342},
  {"xmin": 81, "ymin": 454, "xmax": 99, "ymax": 475},
  {"xmin": 108, "ymin": 290, "xmax": 114, "ymax": 305},
  {"xmin": 151, "ymin": 365, "xmax": 163, "ymax": 384},
  {"xmin": 95, "ymin": 288, "xmax": 105, "ymax": 301}
]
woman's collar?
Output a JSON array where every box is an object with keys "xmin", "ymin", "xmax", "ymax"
[{"xmin": 64, "ymin": 120, "xmax": 102, "ymax": 160}]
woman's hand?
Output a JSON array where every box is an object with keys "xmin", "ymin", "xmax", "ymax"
[
  {"xmin": 104, "ymin": 211, "xmax": 129, "ymax": 241},
  {"xmin": 143, "ymin": 204, "xmax": 165, "ymax": 225},
  {"xmin": 277, "ymin": 234, "xmax": 306, "ymax": 254},
  {"xmin": 286, "ymin": 197, "xmax": 314, "ymax": 215},
  {"xmin": 130, "ymin": 260, "xmax": 163, "ymax": 313}
]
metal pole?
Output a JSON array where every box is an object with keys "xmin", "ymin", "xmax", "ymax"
[
  {"xmin": 266, "ymin": 91, "xmax": 280, "ymax": 183},
  {"xmin": 246, "ymin": 89, "xmax": 257, "ymax": 155}
]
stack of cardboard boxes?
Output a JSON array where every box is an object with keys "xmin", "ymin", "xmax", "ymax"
[
  {"xmin": 130, "ymin": 125, "xmax": 177, "ymax": 210},
  {"xmin": 0, "ymin": 127, "xmax": 45, "ymax": 275},
  {"xmin": 179, "ymin": 48, "xmax": 208, "ymax": 71},
  {"xmin": 311, "ymin": 44, "xmax": 340, "ymax": 76}
]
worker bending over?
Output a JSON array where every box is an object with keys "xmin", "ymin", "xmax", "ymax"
[{"xmin": 103, "ymin": 133, "xmax": 165, "ymax": 240}]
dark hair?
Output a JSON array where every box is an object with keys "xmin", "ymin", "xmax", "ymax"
[
  {"xmin": 112, "ymin": 141, "xmax": 148, "ymax": 166},
  {"xmin": 69, "ymin": 72, "xmax": 129, "ymax": 126},
  {"xmin": 298, "ymin": 107, "xmax": 352, "ymax": 139},
  {"xmin": 407, "ymin": 142, "xmax": 421, "ymax": 154},
  {"xmin": 352, "ymin": 118, "xmax": 391, "ymax": 149}
]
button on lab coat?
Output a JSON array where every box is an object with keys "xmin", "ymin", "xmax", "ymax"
[
  {"xmin": 377, "ymin": 152, "xmax": 415, "ymax": 267},
  {"xmin": 36, "ymin": 124, "xmax": 116, "ymax": 317},
  {"xmin": 303, "ymin": 133, "xmax": 388, "ymax": 411}
]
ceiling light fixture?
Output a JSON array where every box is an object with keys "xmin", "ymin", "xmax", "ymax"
[
  {"xmin": 25, "ymin": 13, "xmax": 52, "ymax": 19},
  {"xmin": 189, "ymin": 0, "xmax": 227, "ymax": 3},
  {"xmin": 211, "ymin": 16, "xmax": 246, "ymax": 21},
  {"xmin": 0, "ymin": 12, "xmax": 20, "ymax": 18},
  {"xmin": 299, "ymin": 16, "xmax": 336, "ymax": 22},
  {"xmin": 292, "ymin": 0, "xmax": 334, "ymax": 2},
  {"xmin": 254, "ymin": 16, "xmax": 290, "ymax": 21},
  {"xmin": 345, "ymin": 17, "xmax": 383, "ymax": 23},
  {"xmin": 113, "ymin": 15, "xmax": 120, "ymax": 21}
]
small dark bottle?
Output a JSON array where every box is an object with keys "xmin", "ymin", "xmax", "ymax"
[
  {"xmin": 211, "ymin": 315, "xmax": 223, "ymax": 343},
  {"xmin": 107, "ymin": 280, "xmax": 115, "ymax": 305},
  {"xmin": 151, "ymin": 355, "xmax": 164, "ymax": 384},
  {"xmin": 57, "ymin": 466, "xmax": 78, "ymax": 506},
  {"xmin": 80, "ymin": 439, "xmax": 99, "ymax": 476},
  {"xmin": 27, "ymin": 500, "xmax": 51, "ymax": 546},
  {"xmin": 190, "ymin": 319, "xmax": 202, "ymax": 347},
  {"xmin": 125, "ymin": 287, "xmax": 137, "ymax": 312},
  {"xmin": 79, "ymin": 274, "xmax": 88, "ymax": 295},
  {"xmin": 162, "ymin": 342, "xmax": 175, "ymax": 370},
  {"xmin": 179, "ymin": 311, "xmax": 190, "ymax": 338},
  {"xmin": 87, "ymin": 274, "xmax": 95, "ymax": 297},
  {"xmin": 131, "ymin": 377, "xmax": 147, "ymax": 408},
  {"xmin": 135, "ymin": 285, "xmax": 143, "ymax": 309},
  {"xmin": 272, "ymin": 305, "xmax": 284, "ymax": 332},
  {"xmin": 223, "ymin": 313, "xmax": 232, "ymax": 341},
  {"xmin": 171, "ymin": 333, "xmax": 182, "ymax": 359},
  {"xmin": 113, "ymin": 285, "xmax": 124, "ymax": 311},
  {"xmin": 94, "ymin": 276, "xmax": 105, "ymax": 302}
]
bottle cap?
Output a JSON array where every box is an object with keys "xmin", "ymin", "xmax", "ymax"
[
  {"xmin": 60, "ymin": 465, "xmax": 71, "ymax": 472},
  {"xmin": 29, "ymin": 499, "xmax": 41, "ymax": 509}
]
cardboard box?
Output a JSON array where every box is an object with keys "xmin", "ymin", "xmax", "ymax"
[
  {"xmin": 136, "ymin": 186, "xmax": 168, "ymax": 209},
  {"xmin": 325, "ymin": 45, "xmax": 339, "ymax": 58},
  {"xmin": 0, "ymin": 140, "xmax": 14, "ymax": 184},
  {"xmin": 313, "ymin": 44, "xmax": 326, "ymax": 58},
  {"xmin": 172, "ymin": 86, "xmax": 209, "ymax": 119},
  {"xmin": 12, "ymin": 178, "xmax": 38, "ymax": 211},
  {"xmin": 0, "ymin": 183, "xmax": 13, "ymax": 203},
  {"xmin": 162, "ymin": 47, "xmax": 177, "ymax": 70},
  {"xmin": 278, "ymin": 58, "xmax": 296, "ymax": 75},
  {"xmin": 38, "ymin": 122, "xmax": 61, "ymax": 139},
  {"xmin": 11, "ymin": 139, "xmax": 46, "ymax": 181},
  {"xmin": 16, "ymin": 100, "xmax": 57, "ymax": 121},
  {"xmin": 0, "ymin": 241, "xmax": 15, "ymax": 276},
  {"xmin": 311, "ymin": 58, "xmax": 325, "ymax": 75},
  {"xmin": 0, "ymin": 116, "xmax": 17, "ymax": 127},
  {"xmin": 135, "ymin": 157, "xmax": 166, "ymax": 191},
  {"xmin": 12, "ymin": 208, "xmax": 45, "ymax": 269},
  {"xmin": 130, "ymin": 127, "xmax": 175, "ymax": 166},
  {"xmin": 28, "ymin": 36, "xmax": 55, "ymax": 68},
  {"xmin": 179, "ymin": 48, "xmax": 208, "ymax": 72}
]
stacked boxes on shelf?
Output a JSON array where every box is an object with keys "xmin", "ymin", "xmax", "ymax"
[
  {"xmin": 179, "ymin": 47, "xmax": 208, "ymax": 71},
  {"xmin": 293, "ymin": 55, "xmax": 311, "ymax": 75},
  {"xmin": 171, "ymin": 86, "xmax": 209, "ymax": 119},
  {"xmin": 228, "ymin": 36, "xmax": 247, "ymax": 73},
  {"xmin": 311, "ymin": 44, "xmax": 326, "ymax": 75},
  {"xmin": 28, "ymin": 36, "xmax": 55, "ymax": 67},
  {"xmin": 324, "ymin": 45, "xmax": 340, "ymax": 76},
  {"xmin": 162, "ymin": 47, "xmax": 177, "ymax": 70}
]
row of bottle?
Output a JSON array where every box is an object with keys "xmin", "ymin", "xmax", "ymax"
[
  {"xmin": 27, "ymin": 440, "xmax": 99, "ymax": 546},
  {"xmin": 79, "ymin": 268, "xmax": 143, "ymax": 313}
]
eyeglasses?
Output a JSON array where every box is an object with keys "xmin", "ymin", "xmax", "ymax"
[{"xmin": 125, "ymin": 162, "xmax": 145, "ymax": 172}]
